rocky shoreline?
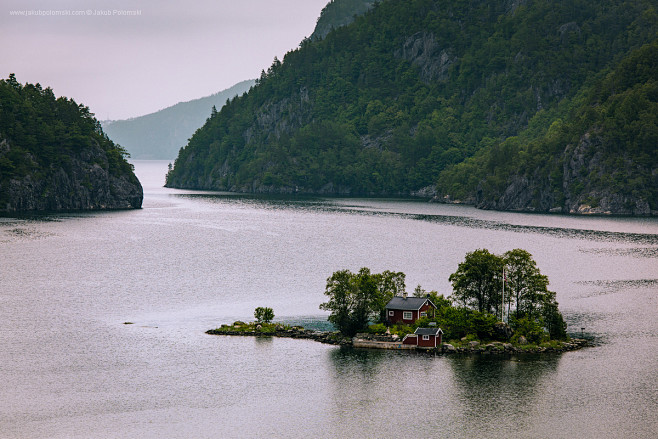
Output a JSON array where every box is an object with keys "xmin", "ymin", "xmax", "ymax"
[
  {"xmin": 206, "ymin": 326, "xmax": 352, "ymax": 346},
  {"xmin": 206, "ymin": 326, "xmax": 589, "ymax": 354}
]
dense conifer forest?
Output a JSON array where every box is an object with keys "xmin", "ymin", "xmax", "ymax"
[
  {"xmin": 166, "ymin": 0, "xmax": 658, "ymax": 215},
  {"xmin": 0, "ymin": 75, "xmax": 142, "ymax": 212}
]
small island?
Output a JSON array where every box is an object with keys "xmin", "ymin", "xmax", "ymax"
[{"xmin": 208, "ymin": 249, "xmax": 590, "ymax": 354}]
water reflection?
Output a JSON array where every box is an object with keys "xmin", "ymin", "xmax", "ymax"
[
  {"xmin": 446, "ymin": 354, "xmax": 561, "ymax": 436},
  {"xmin": 176, "ymin": 193, "xmax": 658, "ymax": 245},
  {"xmin": 323, "ymin": 347, "xmax": 565, "ymax": 438},
  {"xmin": 325, "ymin": 347, "xmax": 460, "ymax": 436}
]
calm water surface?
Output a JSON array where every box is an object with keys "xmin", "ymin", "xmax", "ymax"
[{"xmin": 1, "ymin": 160, "xmax": 657, "ymax": 438}]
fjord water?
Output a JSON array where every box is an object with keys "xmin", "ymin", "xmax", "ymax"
[{"xmin": 1, "ymin": 161, "xmax": 657, "ymax": 439}]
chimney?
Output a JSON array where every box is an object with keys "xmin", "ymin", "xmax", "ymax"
[{"xmin": 403, "ymin": 291, "xmax": 408, "ymax": 299}]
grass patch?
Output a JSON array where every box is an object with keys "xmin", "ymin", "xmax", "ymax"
[{"xmin": 210, "ymin": 321, "xmax": 294, "ymax": 334}]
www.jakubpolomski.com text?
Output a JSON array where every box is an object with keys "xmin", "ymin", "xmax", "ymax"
[{"xmin": 9, "ymin": 9, "xmax": 142, "ymax": 17}]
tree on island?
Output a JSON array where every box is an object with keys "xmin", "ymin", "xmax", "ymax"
[
  {"xmin": 450, "ymin": 248, "xmax": 567, "ymax": 340},
  {"xmin": 503, "ymin": 249, "xmax": 549, "ymax": 320},
  {"xmin": 254, "ymin": 307, "xmax": 274, "ymax": 324},
  {"xmin": 449, "ymin": 249, "xmax": 504, "ymax": 316},
  {"xmin": 321, "ymin": 249, "xmax": 567, "ymax": 341},
  {"xmin": 319, "ymin": 268, "xmax": 406, "ymax": 336}
]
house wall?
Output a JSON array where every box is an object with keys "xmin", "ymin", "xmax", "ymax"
[
  {"xmin": 417, "ymin": 334, "xmax": 438, "ymax": 348},
  {"xmin": 418, "ymin": 303, "xmax": 435, "ymax": 318},
  {"xmin": 402, "ymin": 334, "xmax": 417, "ymax": 345},
  {"xmin": 387, "ymin": 309, "xmax": 417, "ymax": 325},
  {"xmin": 402, "ymin": 332, "xmax": 443, "ymax": 348},
  {"xmin": 386, "ymin": 302, "xmax": 436, "ymax": 325}
]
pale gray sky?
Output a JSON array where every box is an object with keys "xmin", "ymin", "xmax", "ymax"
[{"xmin": 1, "ymin": 0, "xmax": 328, "ymax": 120}]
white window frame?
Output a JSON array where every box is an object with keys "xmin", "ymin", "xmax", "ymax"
[
  {"xmin": 403, "ymin": 311, "xmax": 413, "ymax": 320},
  {"xmin": 388, "ymin": 310, "xmax": 394, "ymax": 316},
  {"xmin": 420, "ymin": 311, "xmax": 427, "ymax": 318},
  {"xmin": 422, "ymin": 335, "xmax": 430, "ymax": 341}
]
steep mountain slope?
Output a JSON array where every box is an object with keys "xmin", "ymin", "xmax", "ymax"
[
  {"xmin": 438, "ymin": 40, "xmax": 658, "ymax": 215},
  {"xmin": 166, "ymin": 0, "xmax": 657, "ymax": 214},
  {"xmin": 0, "ymin": 75, "xmax": 142, "ymax": 212},
  {"xmin": 311, "ymin": 0, "xmax": 375, "ymax": 40},
  {"xmin": 102, "ymin": 80, "xmax": 254, "ymax": 159}
]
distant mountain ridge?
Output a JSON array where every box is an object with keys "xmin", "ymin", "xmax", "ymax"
[
  {"xmin": 102, "ymin": 0, "xmax": 375, "ymax": 161},
  {"xmin": 165, "ymin": 0, "xmax": 657, "ymax": 215},
  {"xmin": 102, "ymin": 80, "xmax": 255, "ymax": 160}
]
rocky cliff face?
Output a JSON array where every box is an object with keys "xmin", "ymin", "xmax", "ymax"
[
  {"xmin": 467, "ymin": 132, "xmax": 656, "ymax": 216},
  {"xmin": 560, "ymin": 133, "xmax": 654, "ymax": 215},
  {"xmin": 1, "ymin": 138, "xmax": 143, "ymax": 213},
  {"xmin": 396, "ymin": 32, "xmax": 455, "ymax": 83}
]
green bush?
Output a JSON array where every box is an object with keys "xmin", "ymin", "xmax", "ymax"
[
  {"xmin": 389, "ymin": 323, "xmax": 413, "ymax": 337},
  {"xmin": 368, "ymin": 323, "xmax": 387, "ymax": 334},
  {"xmin": 511, "ymin": 317, "xmax": 546, "ymax": 344},
  {"xmin": 254, "ymin": 307, "xmax": 275, "ymax": 324}
]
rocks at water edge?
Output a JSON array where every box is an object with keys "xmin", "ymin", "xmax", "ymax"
[{"xmin": 207, "ymin": 325, "xmax": 590, "ymax": 354}]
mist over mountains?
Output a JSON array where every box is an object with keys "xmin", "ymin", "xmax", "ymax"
[
  {"xmin": 101, "ymin": 0, "xmax": 375, "ymax": 161},
  {"xmin": 102, "ymin": 80, "xmax": 255, "ymax": 160}
]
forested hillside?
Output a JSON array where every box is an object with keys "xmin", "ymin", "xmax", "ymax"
[
  {"xmin": 102, "ymin": 80, "xmax": 254, "ymax": 160},
  {"xmin": 166, "ymin": 0, "xmax": 658, "ymax": 215},
  {"xmin": 311, "ymin": 0, "xmax": 375, "ymax": 40},
  {"xmin": 437, "ymin": 40, "xmax": 658, "ymax": 214},
  {"xmin": 0, "ymin": 75, "xmax": 142, "ymax": 212}
]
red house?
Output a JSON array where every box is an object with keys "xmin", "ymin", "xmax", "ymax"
[
  {"xmin": 385, "ymin": 294, "xmax": 436, "ymax": 325},
  {"xmin": 402, "ymin": 327, "xmax": 443, "ymax": 348}
]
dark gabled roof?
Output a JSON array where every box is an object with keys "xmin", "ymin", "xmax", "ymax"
[
  {"xmin": 415, "ymin": 327, "xmax": 443, "ymax": 336},
  {"xmin": 385, "ymin": 296, "xmax": 436, "ymax": 311}
]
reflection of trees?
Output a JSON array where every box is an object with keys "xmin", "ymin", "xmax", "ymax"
[
  {"xmin": 328, "ymin": 347, "xmax": 388, "ymax": 382},
  {"xmin": 325, "ymin": 347, "xmax": 563, "ymax": 438},
  {"xmin": 326, "ymin": 347, "xmax": 457, "ymax": 437},
  {"xmin": 446, "ymin": 354, "xmax": 561, "ymax": 436}
]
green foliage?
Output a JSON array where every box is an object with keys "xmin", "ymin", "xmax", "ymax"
[
  {"xmin": 510, "ymin": 317, "xmax": 547, "ymax": 345},
  {"xmin": 102, "ymin": 80, "xmax": 254, "ymax": 160},
  {"xmin": 504, "ymin": 249, "xmax": 550, "ymax": 320},
  {"xmin": 438, "ymin": 39, "xmax": 658, "ymax": 212},
  {"xmin": 213, "ymin": 321, "xmax": 291, "ymax": 334},
  {"xmin": 541, "ymin": 297, "xmax": 568, "ymax": 340},
  {"xmin": 448, "ymin": 248, "xmax": 567, "ymax": 340},
  {"xmin": 167, "ymin": 0, "xmax": 657, "ymax": 208},
  {"xmin": 0, "ymin": 75, "xmax": 139, "ymax": 205},
  {"xmin": 388, "ymin": 323, "xmax": 413, "ymax": 337},
  {"xmin": 254, "ymin": 307, "xmax": 275, "ymax": 324},
  {"xmin": 413, "ymin": 285, "xmax": 451, "ymax": 310},
  {"xmin": 367, "ymin": 323, "xmax": 387, "ymax": 334},
  {"xmin": 428, "ymin": 307, "xmax": 500, "ymax": 341},
  {"xmin": 326, "ymin": 252, "xmax": 567, "ymax": 341},
  {"xmin": 449, "ymin": 249, "xmax": 504, "ymax": 315},
  {"xmin": 311, "ymin": 0, "xmax": 375, "ymax": 41},
  {"xmin": 320, "ymin": 267, "xmax": 406, "ymax": 336}
]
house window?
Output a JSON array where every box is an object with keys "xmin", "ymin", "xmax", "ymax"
[
  {"xmin": 420, "ymin": 311, "xmax": 427, "ymax": 318},
  {"xmin": 403, "ymin": 311, "xmax": 413, "ymax": 320},
  {"xmin": 423, "ymin": 335, "xmax": 430, "ymax": 340},
  {"xmin": 388, "ymin": 310, "xmax": 394, "ymax": 316}
]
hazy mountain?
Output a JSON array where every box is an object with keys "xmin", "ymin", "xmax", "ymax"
[
  {"xmin": 101, "ymin": 0, "xmax": 375, "ymax": 161},
  {"xmin": 0, "ymin": 75, "xmax": 142, "ymax": 212},
  {"xmin": 165, "ymin": 0, "xmax": 657, "ymax": 215},
  {"xmin": 102, "ymin": 79, "xmax": 254, "ymax": 160}
]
